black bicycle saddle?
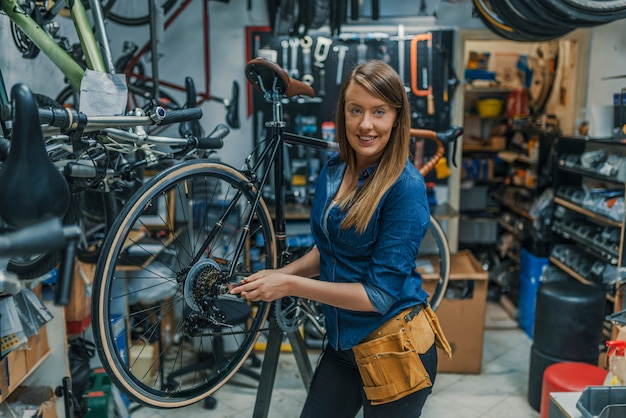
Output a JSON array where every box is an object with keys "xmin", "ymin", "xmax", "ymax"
[
  {"xmin": 245, "ymin": 57, "xmax": 314, "ymax": 101},
  {"xmin": 0, "ymin": 84, "xmax": 70, "ymax": 228},
  {"xmin": 179, "ymin": 76, "xmax": 204, "ymax": 139}
]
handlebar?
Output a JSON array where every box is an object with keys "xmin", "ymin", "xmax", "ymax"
[
  {"xmin": 410, "ymin": 126, "xmax": 463, "ymax": 177},
  {"xmin": 0, "ymin": 105, "xmax": 226, "ymax": 155},
  {"xmin": 0, "ymin": 218, "xmax": 81, "ymax": 257},
  {"xmin": 0, "ymin": 105, "xmax": 203, "ymax": 133},
  {"xmin": 0, "ymin": 218, "xmax": 82, "ymax": 305},
  {"xmin": 102, "ymin": 122, "xmax": 228, "ymax": 150}
]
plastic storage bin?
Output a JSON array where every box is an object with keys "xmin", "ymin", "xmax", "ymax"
[
  {"xmin": 85, "ymin": 368, "xmax": 114, "ymax": 418},
  {"xmin": 518, "ymin": 249, "xmax": 549, "ymax": 338},
  {"xmin": 577, "ymin": 386, "xmax": 626, "ymax": 418}
]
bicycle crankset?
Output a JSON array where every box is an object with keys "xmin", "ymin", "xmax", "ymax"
[{"xmin": 273, "ymin": 297, "xmax": 306, "ymax": 333}]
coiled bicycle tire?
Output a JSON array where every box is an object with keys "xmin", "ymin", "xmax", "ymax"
[
  {"xmin": 489, "ymin": 1, "xmax": 575, "ymax": 40},
  {"xmin": 472, "ymin": 0, "xmax": 562, "ymax": 42},
  {"xmin": 541, "ymin": 0, "xmax": 626, "ymax": 22}
]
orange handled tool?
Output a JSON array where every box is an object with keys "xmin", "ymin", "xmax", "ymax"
[{"xmin": 410, "ymin": 32, "xmax": 435, "ymax": 115}]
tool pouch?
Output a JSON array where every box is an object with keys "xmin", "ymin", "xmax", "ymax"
[{"xmin": 352, "ymin": 305, "xmax": 451, "ymax": 405}]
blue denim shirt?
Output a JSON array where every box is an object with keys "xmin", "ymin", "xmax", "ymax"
[{"xmin": 310, "ymin": 155, "xmax": 431, "ymax": 350}]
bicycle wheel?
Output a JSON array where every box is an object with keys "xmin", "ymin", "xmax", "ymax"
[
  {"xmin": 5, "ymin": 244, "xmax": 61, "ymax": 279},
  {"xmin": 92, "ymin": 160, "xmax": 276, "ymax": 408},
  {"xmin": 100, "ymin": 0, "xmax": 178, "ymax": 26},
  {"xmin": 418, "ymin": 215, "xmax": 450, "ymax": 312}
]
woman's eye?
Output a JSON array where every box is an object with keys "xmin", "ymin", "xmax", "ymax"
[
  {"xmin": 374, "ymin": 109, "xmax": 386, "ymax": 116},
  {"xmin": 350, "ymin": 108, "xmax": 361, "ymax": 115}
]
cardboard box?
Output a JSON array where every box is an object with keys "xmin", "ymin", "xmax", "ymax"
[
  {"xmin": 423, "ymin": 249, "xmax": 488, "ymax": 374},
  {"xmin": 64, "ymin": 260, "xmax": 95, "ymax": 328},
  {"xmin": 7, "ymin": 386, "xmax": 57, "ymax": 418},
  {"xmin": 0, "ymin": 328, "xmax": 52, "ymax": 402},
  {"xmin": 24, "ymin": 325, "xmax": 50, "ymax": 372}
]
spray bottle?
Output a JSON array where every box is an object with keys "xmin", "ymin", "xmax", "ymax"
[{"xmin": 604, "ymin": 340, "xmax": 626, "ymax": 386}]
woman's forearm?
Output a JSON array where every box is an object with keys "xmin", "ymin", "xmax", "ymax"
[
  {"xmin": 288, "ymin": 277, "xmax": 376, "ymax": 312},
  {"xmin": 278, "ymin": 246, "xmax": 321, "ymax": 277}
]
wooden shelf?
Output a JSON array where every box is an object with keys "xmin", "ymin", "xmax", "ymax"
[{"xmin": 554, "ymin": 196, "xmax": 623, "ymax": 228}]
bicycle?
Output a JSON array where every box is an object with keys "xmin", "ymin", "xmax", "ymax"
[
  {"xmin": 0, "ymin": 73, "xmax": 226, "ymax": 278},
  {"xmin": 3, "ymin": 1, "xmax": 239, "ymax": 131},
  {"xmin": 112, "ymin": 0, "xmax": 240, "ymax": 130},
  {"xmin": 88, "ymin": 57, "xmax": 462, "ymax": 409},
  {"xmin": 3, "ymin": 0, "xmax": 114, "ymax": 91},
  {"xmin": 1, "ymin": 0, "xmax": 229, "ymax": 277}
]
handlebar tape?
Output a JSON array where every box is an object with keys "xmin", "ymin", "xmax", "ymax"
[
  {"xmin": 0, "ymin": 218, "xmax": 81, "ymax": 257},
  {"xmin": 38, "ymin": 107, "xmax": 87, "ymax": 131},
  {"xmin": 196, "ymin": 123, "xmax": 229, "ymax": 150},
  {"xmin": 158, "ymin": 107, "xmax": 203, "ymax": 126}
]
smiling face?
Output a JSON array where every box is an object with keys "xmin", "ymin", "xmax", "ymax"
[{"xmin": 343, "ymin": 81, "xmax": 398, "ymax": 171}]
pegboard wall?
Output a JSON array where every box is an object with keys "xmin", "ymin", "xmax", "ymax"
[
  {"xmin": 247, "ymin": 27, "xmax": 456, "ymax": 135},
  {"xmin": 246, "ymin": 26, "xmax": 457, "ymax": 197}
]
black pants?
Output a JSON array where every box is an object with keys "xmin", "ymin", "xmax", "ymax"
[{"xmin": 300, "ymin": 342, "xmax": 438, "ymax": 418}]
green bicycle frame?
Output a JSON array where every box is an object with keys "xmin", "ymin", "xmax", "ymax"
[{"xmin": 1, "ymin": 0, "xmax": 106, "ymax": 90}]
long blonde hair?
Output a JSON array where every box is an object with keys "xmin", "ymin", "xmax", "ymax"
[{"xmin": 335, "ymin": 60, "xmax": 411, "ymax": 233}]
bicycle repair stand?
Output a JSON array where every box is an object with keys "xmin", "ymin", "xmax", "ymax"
[{"xmin": 252, "ymin": 315, "xmax": 314, "ymax": 418}]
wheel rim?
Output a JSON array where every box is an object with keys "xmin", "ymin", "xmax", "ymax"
[
  {"xmin": 418, "ymin": 216, "xmax": 450, "ymax": 312},
  {"xmin": 92, "ymin": 161, "xmax": 275, "ymax": 408}
]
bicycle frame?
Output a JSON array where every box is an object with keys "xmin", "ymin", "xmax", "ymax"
[
  {"xmin": 120, "ymin": 0, "xmax": 225, "ymax": 107},
  {"xmin": 247, "ymin": 104, "xmax": 333, "ymax": 267},
  {"xmin": 1, "ymin": 0, "xmax": 106, "ymax": 91}
]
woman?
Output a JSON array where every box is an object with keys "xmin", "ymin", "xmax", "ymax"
[{"xmin": 231, "ymin": 60, "xmax": 450, "ymax": 417}]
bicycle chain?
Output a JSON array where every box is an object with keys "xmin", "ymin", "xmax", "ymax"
[{"xmin": 194, "ymin": 324, "xmax": 274, "ymax": 338}]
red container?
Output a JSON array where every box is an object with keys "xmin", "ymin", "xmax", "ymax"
[{"xmin": 507, "ymin": 88, "xmax": 529, "ymax": 118}]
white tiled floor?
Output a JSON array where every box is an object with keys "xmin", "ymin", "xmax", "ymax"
[{"xmin": 130, "ymin": 301, "xmax": 539, "ymax": 418}]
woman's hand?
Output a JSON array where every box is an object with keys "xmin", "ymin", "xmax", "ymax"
[{"xmin": 230, "ymin": 270, "xmax": 292, "ymax": 302}]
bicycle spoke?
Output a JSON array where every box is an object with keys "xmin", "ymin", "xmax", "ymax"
[{"xmin": 92, "ymin": 161, "xmax": 275, "ymax": 408}]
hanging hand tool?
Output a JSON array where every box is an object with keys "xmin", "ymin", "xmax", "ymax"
[
  {"xmin": 372, "ymin": 0, "xmax": 379, "ymax": 20},
  {"xmin": 357, "ymin": 39, "xmax": 367, "ymax": 64},
  {"xmin": 281, "ymin": 39, "xmax": 289, "ymax": 67},
  {"xmin": 300, "ymin": 36, "xmax": 314, "ymax": 85},
  {"xmin": 313, "ymin": 36, "xmax": 333, "ymax": 67},
  {"xmin": 314, "ymin": 36, "xmax": 333, "ymax": 97},
  {"xmin": 351, "ymin": 0, "xmax": 360, "ymax": 20},
  {"xmin": 334, "ymin": 45, "xmax": 349, "ymax": 85},
  {"xmin": 410, "ymin": 32, "xmax": 435, "ymax": 115},
  {"xmin": 390, "ymin": 25, "xmax": 407, "ymax": 88},
  {"xmin": 289, "ymin": 37, "xmax": 299, "ymax": 79},
  {"xmin": 435, "ymin": 41, "xmax": 449, "ymax": 103},
  {"xmin": 426, "ymin": 33, "xmax": 435, "ymax": 115}
]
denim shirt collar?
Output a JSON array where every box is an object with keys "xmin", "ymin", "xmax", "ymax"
[{"xmin": 326, "ymin": 158, "xmax": 378, "ymax": 193}]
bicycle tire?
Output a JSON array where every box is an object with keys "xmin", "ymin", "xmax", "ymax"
[
  {"xmin": 92, "ymin": 160, "xmax": 276, "ymax": 408},
  {"xmin": 489, "ymin": 1, "xmax": 575, "ymax": 40},
  {"xmin": 100, "ymin": 0, "xmax": 178, "ymax": 26},
  {"xmin": 419, "ymin": 215, "xmax": 450, "ymax": 312},
  {"xmin": 541, "ymin": 0, "xmax": 626, "ymax": 22},
  {"xmin": 472, "ymin": 0, "xmax": 570, "ymax": 42},
  {"xmin": 127, "ymin": 81, "xmax": 182, "ymax": 111},
  {"xmin": 55, "ymin": 85, "xmax": 80, "ymax": 110},
  {"xmin": 561, "ymin": 0, "xmax": 626, "ymax": 15},
  {"xmin": 6, "ymin": 247, "xmax": 61, "ymax": 279},
  {"xmin": 506, "ymin": 0, "xmax": 595, "ymax": 28}
]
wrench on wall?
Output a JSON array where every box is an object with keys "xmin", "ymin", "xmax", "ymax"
[{"xmin": 334, "ymin": 45, "xmax": 349, "ymax": 85}]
